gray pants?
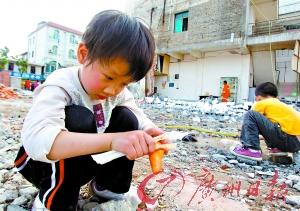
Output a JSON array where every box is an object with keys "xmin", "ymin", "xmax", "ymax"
[{"xmin": 241, "ymin": 110, "xmax": 300, "ymax": 152}]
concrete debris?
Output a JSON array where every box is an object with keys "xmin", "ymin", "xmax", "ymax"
[
  {"xmin": 285, "ymin": 195, "xmax": 300, "ymax": 206},
  {"xmin": 293, "ymin": 182, "xmax": 300, "ymax": 192},
  {"xmin": 6, "ymin": 205, "xmax": 27, "ymax": 211},
  {"xmin": 246, "ymin": 172, "xmax": 255, "ymax": 179}
]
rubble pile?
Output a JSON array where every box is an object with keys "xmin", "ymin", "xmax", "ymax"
[
  {"xmin": 141, "ymin": 97, "xmax": 250, "ymax": 137},
  {"xmin": 0, "ymin": 84, "xmax": 19, "ymax": 99},
  {"xmin": 143, "ymin": 96, "xmax": 251, "ymax": 118},
  {"xmin": 281, "ymin": 98, "xmax": 300, "ymax": 112}
]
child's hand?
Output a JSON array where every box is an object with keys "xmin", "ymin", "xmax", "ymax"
[
  {"xmin": 144, "ymin": 127, "xmax": 164, "ymax": 139},
  {"xmin": 111, "ymin": 130, "xmax": 156, "ymax": 160},
  {"xmin": 145, "ymin": 128, "xmax": 169, "ymax": 154}
]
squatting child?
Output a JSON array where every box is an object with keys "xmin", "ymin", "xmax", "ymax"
[
  {"xmin": 14, "ymin": 10, "xmax": 165, "ymax": 211},
  {"xmin": 231, "ymin": 82, "xmax": 300, "ymax": 169}
]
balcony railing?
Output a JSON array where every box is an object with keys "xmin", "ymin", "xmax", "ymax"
[{"xmin": 249, "ymin": 15, "xmax": 300, "ymax": 37}]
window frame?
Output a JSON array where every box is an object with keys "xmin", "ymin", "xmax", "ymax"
[
  {"xmin": 30, "ymin": 66, "xmax": 36, "ymax": 74},
  {"xmin": 8, "ymin": 62, "xmax": 14, "ymax": 71},
  {"xmin": 174, "ymin": 11, "xmax": 189, "ymax": 33},
  {"xmin": 68, "ymin": 49, "xmax": 76, "ymax": 59}
]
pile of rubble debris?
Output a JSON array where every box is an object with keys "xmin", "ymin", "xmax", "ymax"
[{"xmin": 0, "ymin": 84, "xmax": 19, "ymax": 99}]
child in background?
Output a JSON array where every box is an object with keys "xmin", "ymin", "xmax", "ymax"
[
  {"xmin": 231, "ymin": 82, "xmax": 300, "ymax": 170},
  {"xmin": 14, "ymin": 10, "xmax": 166, "ymax": 211}
]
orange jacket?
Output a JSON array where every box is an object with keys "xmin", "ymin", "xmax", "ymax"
[{"xmin": 221, "ymin": 84, "xmax": 230, "ymax": 101}]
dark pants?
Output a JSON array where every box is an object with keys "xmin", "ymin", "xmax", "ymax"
[
  {"xmin": 14, "ymin": 105, "xmax": 138, "ymax": 211},
  {"xmin": 241, "ymin": 110, "xmax": 300, "ymax": 152}
]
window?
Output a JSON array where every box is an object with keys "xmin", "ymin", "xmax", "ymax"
[
  {"xmin": 70, "ymin": 34, "xmax": 77, "ymax": 44},
  {"xmin": 46, "ymin": 62, "xmax": 56, "ymax": 73},
  {"xmin": 8, "ymin": 63, "xmax": 14, "ymax": 71},
  {"xmin": 52, "ymin": 46, "xmax": 58, "ymax": 55},
  {"xmin": 32, "ymin": 51, "xmax": 34, "ymax": 58},
  {"xmin": 49, "ymin": 45, "xmax": 58, "ymax": 55},
  {"xmin": 174, "ymin": 11, "xmax": 189, "ymax": 33},
  {"xmin": 68, "ymin": 49, "xmax": 76, "ymax": 59},
  {"xmin": 51, "ymin": 29, "xmax": 60, "ymax": 42},
  {"xmin": 30, "ymin": 66, "xmax": 36, "ymax": 74}
]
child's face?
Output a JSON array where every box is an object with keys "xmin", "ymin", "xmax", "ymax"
[{"xmin": 80, "ymin": 57, "xmax": 133, "ymax": 100}]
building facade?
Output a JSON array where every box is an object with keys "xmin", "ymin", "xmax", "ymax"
[
  {"xmin": 27, "ymin": 21, "xmax": 82, "ymax": 77},
  {"xmin": 133, "ymin": 0, "xmax": 300, "ymax": 102}
]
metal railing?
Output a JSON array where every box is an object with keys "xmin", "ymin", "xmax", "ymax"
[{"xmin": 249, "ymin": 15, "xmax": 300, "ymax": 36}]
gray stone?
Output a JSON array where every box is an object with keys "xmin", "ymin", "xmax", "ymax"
[
  {"xmin": 0, "ymin": 204, "xmax": 7, "ymax": 211},
  {"xmin": 255, "ymin": 171, "xmax": 274, "ymax": 176},
  {"xmin": 293, "ymin": 151, "xmax": 300, "ymax": 165},
  {"xmin": 0, "ymin": 194, "xmax": 7, "ymax": 203},
  {"xmin": 228, "ymin": 159, "xmax": 239, "ymax": 164},
  {"xmin": 237, "ymin": 162, "xmax": 250, "ymax": 169},
  {"xmin": 0, "ymin": 169, "xmax": 9, "ymax": 182},
  {"xmin": 287, "ymin": 175, "xmax": 300, "ymax": 184},
  {"xmin": 77, "ymin": 199, "xmax": 87, "ymax": 209},
  {"xmin": 6, "ymin": 205, "xmax": 27, "ymax": 211},
  {"xmin": 3, "ymin": 182, "xmax": 18, "ymax": 190},
  {"xmin": 285, "ymin": 195, "xmax": 300, "ymax": 206},
  {"xmin": 215, "ymin": 183, "xmax": 225, "ymax": 191},
  {"xmin": 19, "ymin": 187, "xmax": 37, "ymax": 197},
  {"xmin": 236, "ymin": 157, "xmax": 257, "ymax": 166},
  {"xmin": 212, "ymin": 154, "xmax": 226, "ymax": 161},
  {"xmin": 285, "ymin": 179, "xmax": 294, "ymax": 187},
  {"xmin": 240, "ymin": 189, "xmax": 248, "ymax": 196},
  {"xmin": 247, "ymin": 172, "xmax": 255, "ymax": 179},
  {"xmin": 0, "ymin": 162, "xmax": 12, "ymax": 169},
  {"xmin": 94, "ymin": 199, "xmax": 137, "ymax": 211},
  {"xmin": 253, "ymin": 166, "xmax": 263, "ymax": 171},
  {"xmin": 2, "ymin": 189, "xmax": 18, "ymax": 201},
  {"xmin": 293, "ymin": 182, "xmax": 300, "ymax": 192},
  {"xmin": 82, "ymin": 202, "xmax": 99, "ymax": 211},
  {"xmin": 11, "ymin": 196, "xmax": 28, "ymax": 206}
]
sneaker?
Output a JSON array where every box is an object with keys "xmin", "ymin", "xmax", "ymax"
[
  {"xmin": 89, "ymin": 179, "xmax": 125, "ymax": 200},
  {"xmin": 230, "ymin": 145, "xmax": 262, "ymax": 161},
  {"xmin": 268, "ymin": 148, "xmax": 288, "ymax": 156}
]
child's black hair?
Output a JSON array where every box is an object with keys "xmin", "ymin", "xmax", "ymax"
[
  {"xmin": 255, "ymin": 82, "xmax": 278, "ymax": 97},
  {"xmin": 82, "ymin": 10, "xmax": 155, "ymax": 81}
]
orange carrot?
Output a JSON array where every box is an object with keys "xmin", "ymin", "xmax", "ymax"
[{"xmin": 149, "ymin": 149, "xmax": 165, "ymax": 174}]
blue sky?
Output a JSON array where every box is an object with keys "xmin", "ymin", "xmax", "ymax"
[{"xmin": 0, "ymin": 0, "xmax": 133, "ymax": 56}]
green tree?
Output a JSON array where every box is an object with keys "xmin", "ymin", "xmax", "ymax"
[
  {"xmin": 15, "ymin": 58, "xmax": 28, "ymax": 76},
  {"xmin": 0, "ymin": 46, "xmax": 9, "ymax": 70}
]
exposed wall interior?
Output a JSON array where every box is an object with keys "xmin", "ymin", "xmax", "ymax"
[
  {"xmin": 154, "ymin": 52, "xmax": 251, "ymax": 102},
  {"xmin": 252, "ymin": 51, "xmax": 276, "ymax": 86}
]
